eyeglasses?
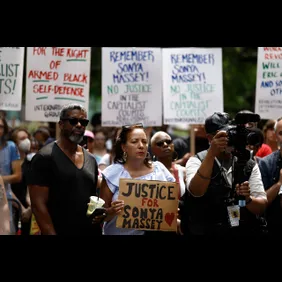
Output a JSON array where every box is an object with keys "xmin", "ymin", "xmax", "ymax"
[
  {"xmin": 156, "ymin": 139, "xmax": 172, "ymax": 147},
  {"xmin": 122, "ymin": 123, "xmax": 144, "ymax": 129},
  {"xmin": 61, "ymin": 118, "xmax": 89, "ymax": 127}
]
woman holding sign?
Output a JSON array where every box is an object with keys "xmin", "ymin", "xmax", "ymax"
[{"xmin": 99, "ymin": 123, "xmax": 176, "ymax": 235}]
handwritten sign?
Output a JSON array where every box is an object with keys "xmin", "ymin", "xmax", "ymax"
[
  {"xmin": 255, "ymin": 47, "xmax": 282, "ymax": 119},
  {"xmin": 0, "ymin": 47, "xmax": 25, "ymax": 111},
  {"xmin": 25, "ymin": 47, "xmax": 91, "ymax": 122},
  {"xmin": 101, "ymin": 47, "xmax": 162, "ymax": 127},
  {"xmin": 162, "ymin": 48, "xmax": 223, "ymax": 125},
  {"xmin": 116, "ymin": 179, "xmax": 178, "ymax": 231}
]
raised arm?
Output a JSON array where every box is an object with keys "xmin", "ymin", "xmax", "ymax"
[{"xmin": 187, "ymin": 131, "xmax": 228, "ymax": 197}]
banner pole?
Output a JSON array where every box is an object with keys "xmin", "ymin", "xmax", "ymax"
[{"xmin": 190, "ymin": 125, "xmax": 196, "ymax": 156}]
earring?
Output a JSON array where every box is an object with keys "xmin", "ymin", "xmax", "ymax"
[
  {"xmin": 152, "ymin": 155, "xmax": 157, "ymax": 161},
  {"xmin": 122, "ymin": 151, "xmax": 128, "ymax": 162},
  {"xmin": 146, "ymin": 152, "xmax": 151, "ymax": 160},
  {"xmin": 173, "ymin": 151, "xmax": 178, "ymax": 162}
]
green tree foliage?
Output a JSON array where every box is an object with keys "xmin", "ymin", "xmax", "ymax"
[
  {"xmin": 222, "ymin": 47, "xmax": 258, "ymax": 116},
  {"xmin": 89, "ymin": 47, "xmax": 102, "ymax": 114}
]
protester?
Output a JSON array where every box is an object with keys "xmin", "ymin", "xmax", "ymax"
[
  {"xmin": 150, "ymin": 131, "xmax": 186, "ymax": 198},
  {"xmin": 99, "ymin": 123, "xmax": 176, "ymax": 235},
  {"xmin": 82, "ymin": 130, "xmax": 95, "ymax": 154},
  {"xmin": 0, "ymin": 176, "xmax": 10, "ymax": 235},
  {"xmin": 181, "ymin": 112, "xmax": 267, "ymax": 237},
  {"xmin": 92, "ymin": 129, "xmax": 108, "ymax": 164},
  {"xmin": 98, "ymin": 127, "xmax": 122, "ymax": 171},
  {"xmin": 33, "ymin": 127, "xmax": 54, "ymax": 149},
  {"xmin": 258, "ymin": 117, "xmax": 282, "ymax": 236},
  {"xmin": 27, "ymin": 103, "xmax": 102, "ymax": 235},
  {"xmin": 10, "ymin": 127, "xmax": 33, "ymax": 235},
  {"xmin": 263, "ymin": 119, "xmax": 278, "ymax": 152},
  {"xmin": 0, "ymin": 116, "xmax": 21, "ymax": 234},
  {"xmin": 150, "ymin": 131, "xmax": 186, "ymax": 234},
  {"xmin": 173, "ymin": 124, "xmax": 209, "ymax": 167}
]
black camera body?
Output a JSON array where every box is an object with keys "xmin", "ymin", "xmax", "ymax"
[{"xmin": 223, "ymin": 112, "xmax": 261, "ymax": 155}]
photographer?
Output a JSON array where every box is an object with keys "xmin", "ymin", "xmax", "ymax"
[
  {"xmin": 258, "ymin": 117, "xmax": 282, "ymax": 236},
  {"xmin": 181, "ymin": 112, "xmax": 267, "ymax": 237}
]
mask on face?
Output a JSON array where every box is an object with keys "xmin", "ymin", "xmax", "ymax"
[{"xmin": 18, "ymin": 138, "xmax": 31, "ymax": 153}]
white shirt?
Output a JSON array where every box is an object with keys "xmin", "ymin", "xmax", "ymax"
[{"xmin": 185, "ymin": 156, "xmax": 267, "ymax": 200}]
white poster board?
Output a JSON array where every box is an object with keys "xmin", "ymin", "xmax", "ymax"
[
  {"xmin": 255, "ymin": 47, "xmax": 282, "ymax": 119},
  {"xmin": 0, "ymin": 47, "xmax": 25, "ymax": 111},
  {"xmin": 25, "ymin": 47, "xmax": 91, "ymax": 122},
  {"xmin": 101, "ymin": 47, "xmax": 162, "ymax": 127},
  {"xmin": 162, "ymin": 48, "xmax": 223, "ymax": 125}
]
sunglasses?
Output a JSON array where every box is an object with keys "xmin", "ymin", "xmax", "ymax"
[
  {"xmin": 156, "ymin": 139, "xmax": 172, "ymax": 147},
  {"xmin": 122, "ymin": 123, "xmax": 144, "ymax": 129},
  {"xmin": 61, "ymin": 118, "xmax": 89, "ymax": 127}
]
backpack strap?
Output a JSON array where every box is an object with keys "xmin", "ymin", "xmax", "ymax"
[{"xmin": 195, "ymin": 150, "xmax": 208, "ymax": 162}]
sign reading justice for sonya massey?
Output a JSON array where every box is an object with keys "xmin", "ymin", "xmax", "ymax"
[{"xmin": 116, "ymin": 179, "xmax": 178, "ymax": 232}]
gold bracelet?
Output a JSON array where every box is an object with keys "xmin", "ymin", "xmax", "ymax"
[{"xmin": 196, "ymin": 169, "xmax": 211, "ymax": 180}]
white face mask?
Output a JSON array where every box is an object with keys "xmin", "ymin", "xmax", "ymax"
[{"xmin": 18, "ymin": 138, "xmax": 31, "ymax": 153}]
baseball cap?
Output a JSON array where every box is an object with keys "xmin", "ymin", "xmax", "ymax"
[
  {"xmin": 84, "ymin": 130, "xmax": 95, "ymax": 140},
  {"xmin": 205, "ymin": 112, "xmax": 230, "ymax": 134}
]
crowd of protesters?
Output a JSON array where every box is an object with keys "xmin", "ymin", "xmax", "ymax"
[{"xmin": 0, "ymin": 104, "xmax": 281, "ymax": 237}]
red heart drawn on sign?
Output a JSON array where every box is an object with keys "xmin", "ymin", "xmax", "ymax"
[{"xmin": 165, "ymin": 213, "xmax": 175, "ymax": 226}]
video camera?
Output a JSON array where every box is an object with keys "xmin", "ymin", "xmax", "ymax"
[{"xmin": 223, "ymin": 112, "xmax": 261, "ymax": 158}]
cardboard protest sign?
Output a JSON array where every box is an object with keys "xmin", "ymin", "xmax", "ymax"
[
  {"xmin": 255, "ymin": 47, "xmax": 282, "ymax": 119},
  {"xmin": 116, "ymin": 179, "xmax": 178, "ymax": 232},
  {"xmin": 101, "ymin": 47, "xmax": 162, "ymax": 127},
  {"xmin": 30, "ymin": 213, "xmax": 41, "ymax": 235},
  {"xmin": 25, "ymin": 47, "xmax": 91, "ymax": 122},
  {"xmin": 0, "ymin": 47, "xmax": 25, "ymax": 111},
  {"xmin": 162, "ymin": 47, "xmax": 223, "ymax": 125}
]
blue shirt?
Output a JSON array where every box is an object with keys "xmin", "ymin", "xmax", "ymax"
[
  {"xmin": 0, "ymin": 141, "xmax": 20, "ymax": 196},
  {"xmin": 102, "ymin": 161, "xmax": 176, "ymax": 235}
]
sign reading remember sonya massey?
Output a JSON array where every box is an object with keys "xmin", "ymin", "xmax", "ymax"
[
  {"xmin": 162, "ymin": 48, "xmax": 223, "ymax": 125},
  {"xmin": 102, "ymin": 47, "xmax": 163, "ymax": 127},
  {"xmin": 25, "ymin": 47, "xmax": 91, "ymax": 122},
  {"xmin": 116, "ymin": 179, "xmax": 178, "ymax": 232}
]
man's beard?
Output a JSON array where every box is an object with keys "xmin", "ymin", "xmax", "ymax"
[{"xmin": 69, "ymin": 134, "xmax": 83, "ymax": 144}]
